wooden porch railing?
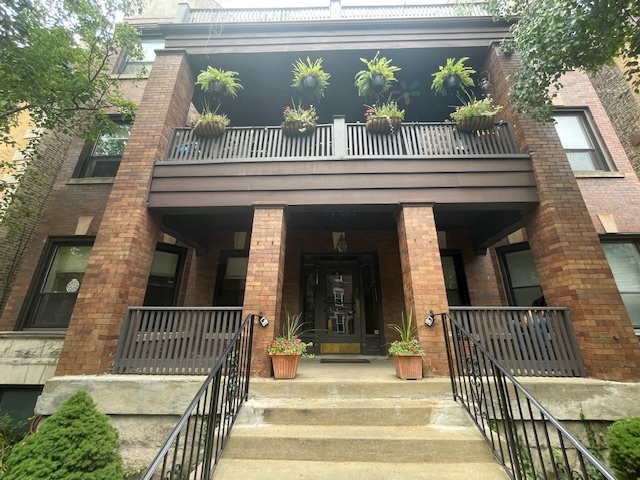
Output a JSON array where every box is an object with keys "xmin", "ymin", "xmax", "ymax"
[
  {"xmin": 113, "ymin": 307, "xmax": 243, "ymax": 375},
  {"xmin": 449, "ymin": 307, "xmax": 586, "ymax": 377},
  {"xmin": 164, "ymin": 120, "xmax": 519, "ymax": 163},
  {"xmin": 181, "ymin": 2, "xmax": 488, "ymax": 24}
]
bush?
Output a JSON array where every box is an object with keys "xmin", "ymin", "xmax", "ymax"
[
  {"xmin": 1, "ymin": 391, "xmax": 123, "ymax": 480},
  {"xmin": 608, "ymin": 417, "xmax": 640, "ymax": 480}
]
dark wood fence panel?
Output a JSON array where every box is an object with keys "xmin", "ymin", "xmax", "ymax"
[
  {"xmin": 449, "ymin": 307, "xmax": 586, "ymax": 377},
  {"xmin": 113, "ymin": 307, "xmax": 243, "ymax": 375}
]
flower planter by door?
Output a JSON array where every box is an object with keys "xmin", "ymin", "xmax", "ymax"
[
  {"xmin": 456, "ymin": 115, "xmax": 495, "ymax": 132},
  {"xmin": 366, "ymin": 116, "xmax": 402, "ymax": 134},
  {"xmin": 281, "ymin": 121, "xmax": 315, "ymax": 136},
  {"xmin": 271, "ymin": 354, "xmax": 300, "ymax": 379},
  {"xmin": 393, "ymin": 355, "xmax": 422, "ymax": 380},
  {"xmin": 193, "ymin": 121, "xmax": 226, "ymax": 137}
]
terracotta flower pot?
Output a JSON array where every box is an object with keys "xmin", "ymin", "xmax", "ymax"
[
  {"xmin": 456, "ymin": 115, "xmax": 495, "ymax": 132},
  {"xmin": 193, "ymin": 121, "xmax": 226, "ymax": 137},
  {"xmin": 271, "ymin": 354, "xmax": 301, "ymax": 379},
  {"xmin": 281, "ymin": 121, "xmax": 315, "ymax": 136},
  {"xmin": 365, "ymin": 116, "xmax": 402, "ymax": 134},
  {"xmin": 393, "ymin": 355, "xmax": 423, "ymax": 380}
]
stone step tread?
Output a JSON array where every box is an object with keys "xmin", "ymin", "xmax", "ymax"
[
  {"xmin": 229, "ymin": 423, "xmax": 484, "ymax": 440},
  {"xmin": 212, "ymin": 459, "xmax": 510, "ymax": 480},
  {"xmin": 243, "ymin": 397, "xmax": 448, "ymax": 408}
]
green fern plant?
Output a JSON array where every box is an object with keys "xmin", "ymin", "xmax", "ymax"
[
  {"xmin": 291, "ymin": 57, "xmax": 330, "ymax": 100},
  {"xmin": 354, "ymin": 52, "xmax": 401, "ymax": 99},
  {"xmin": 196, "ymin": 66, "xmax": 243, "ymax": 98},
  {"xmin": 431, "ymin": 57, "xmax": 475, "ymax": 96}
]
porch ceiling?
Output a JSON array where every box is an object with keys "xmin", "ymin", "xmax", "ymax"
[{"xmin": 158, "ymin": 204, "xmax": 528, "ymax": 254}]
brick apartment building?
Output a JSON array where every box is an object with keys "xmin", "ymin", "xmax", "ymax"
[{"xmin": 0, "ymin": 0, "xmax": 639, "ymax": 450}]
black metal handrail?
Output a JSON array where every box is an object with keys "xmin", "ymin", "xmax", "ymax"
[
  {"xmin": 442, "ymin": 312, "xmax": 616, "ymax": 480},
  {"xmin": 141, "ymin": 313, "xmax": 255, "ymax": 480}
]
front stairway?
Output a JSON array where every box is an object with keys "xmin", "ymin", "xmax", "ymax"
[{"xmin": 212, "ymin": 358, "xmax": 509, "ymax": 480}]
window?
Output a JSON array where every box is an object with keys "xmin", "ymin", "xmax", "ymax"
[
  {"xmin": 497, "ymin": 243, "xmax": 543, "ymax": 306},
  {"xmin": 0, "ymin": 386, "xmax": 43, "ymax": 436},
  {"xmin": 115, "ymin": 38, "xmax": 164, "ymax": 75},
  {"xmin": 143, "ymin": 244, "xmax": 186, "ymax": 307},
  {"xmin": 76, "ymin": 123, "xmax": 131, "ymax": 178},
  {"xmin": 214, "ymin": 252, "xmax": 249, "ymax": 307},
  {"xmin": 440, "ymin": 251, "xmax": 470, "ymax": 306},
  {"xmin": 602, "ymin": 241, "xmax": 640, "ymax": 329},
  {"xmin": 21, "ymin": 239, "xmax": 93, "ymax": 329},
  {"xmin": 553, "ymin": 111, "xmax": 609, "ymax": 171}
]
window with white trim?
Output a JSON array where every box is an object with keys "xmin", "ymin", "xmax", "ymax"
[
  {"xmin": 553, "ymin": 111, "xmax": 609, "ymax": 171},
  {"xmin": 115, "ymin": 38, "xmax": 164, "ymax": 75},
  {"xmin": 602, "ymin": 241, "xmax": 640, "ymax": 329}
]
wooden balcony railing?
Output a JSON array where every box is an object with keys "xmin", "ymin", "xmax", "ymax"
[
  {"xmin": 179, "ymin": 1, "xmax": 488, "ymax": 24},
  {"xmin": 449, "ymin": 307, "xmax": 586, "ymax": 377},
  {"xmin": 113, "ymin": 307, "xmax": 243, "ymax": 375},
  {"xmin": 164, "ymin": 118, "xmax": 520, "ymax": 164}
]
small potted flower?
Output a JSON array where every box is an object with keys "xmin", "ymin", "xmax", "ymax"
[
  {"xmin": 431, "ymin": 57, "xmax": 475, "ymax": 96},
  {"xmin": 364, "ymin": 100, "xmax": 405, "ymax": 134},
  {"xmin": 281, "ymin": 102, "xmax": 318, "ymax": 136},
  {"xmin": 267, "ymin": 311, "xmax": 313, "ymax": 379},
  {"xmin": 388, "ymin": 311, "xmax": 425, "ymax": 380},
  {"xmin": 190, "ymin": 106, "xmax": 230, "ymax": 137},
  {"xmin": 450, "ymin": 95, "xmax": 502, "ymax": 132},
  {"xmin": 291, "ymin": 57, "xmax": 331, "ymax": 101}
]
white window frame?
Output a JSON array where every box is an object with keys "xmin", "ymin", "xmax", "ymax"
[{"xmin": 553, "ymin": 109, "xmax": 611, "ymax": 172}]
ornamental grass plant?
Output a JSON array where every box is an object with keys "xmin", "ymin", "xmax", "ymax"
[
  {"xmin": 267, "ymin": 311, "xmax": 313, "ymax": 356},
  {"xmin": 388, "ymin": 311, "xmax": 425, "ymax": 356}
]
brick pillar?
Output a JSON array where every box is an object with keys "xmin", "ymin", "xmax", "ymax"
[
  {"xmin": 56, "ymin": 50, "xmax": 194, "ymax": 376},
  {"xmin": 486, "ymin": 48, "xmax": 640, "ymax": 381},
  {"xmin": 242, "ymin": 204, "xmax": 287, "ymax": 377},
  {"xmin": 396, "ymin": 204, "xmax": 450, "ymax": 376}
]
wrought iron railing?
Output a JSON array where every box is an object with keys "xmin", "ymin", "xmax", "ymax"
[
  {"xmin": 113, "ymin": 307, "xmax": 243, "ymax": 375},
  {"xmin": 164, "ymin": 121, "xmax": 521, "ymax": 163},
  {"xmin": 442, "ymin": 312, "xmax": 616, "ymax": 480},
  {"xmin": 449, "ymin": 307, "xmax": 586, "ymax": 377},
  {"xmin": 141, "ymin": 313, "xmax": 255, "ymax": 480},
  {"xmin": 182, "ymin": 2, "xmax": 488, "ymax": 24}
]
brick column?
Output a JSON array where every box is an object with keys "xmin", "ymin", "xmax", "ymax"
[
  {"xmin": 242, "ymin": 204, "xmax": 287, "ymax": 377},
  {"xmin": 56, "ymin": 50, "xmax": 194, "ymax": 376},
  {"xmin": 486, "ymin": 48, "xmax": 640, "ymax": 380},
  {"xmin": 396, "ymin": 204, "xmax": 449, "ymax": 376}
]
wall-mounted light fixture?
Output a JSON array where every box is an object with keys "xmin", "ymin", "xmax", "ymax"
[
  {"xmin": 332, "ymin": 232, "xmax": 348, "ymax": 253},
  {"xmin": 258, "ymin": 312, "xmax": 269, "ymax": 327},
  {"xmin": 479, "ymin": 72, "xmax": 492, "ymax": 95},
  {"xmin": 424, "ymin": 310, "xmax": 435, "ymax": 327}
]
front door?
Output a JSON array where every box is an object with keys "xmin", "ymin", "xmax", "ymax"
[{"xmin": 301, "ymin": 254, "xmax": 383, "ymax": 355}]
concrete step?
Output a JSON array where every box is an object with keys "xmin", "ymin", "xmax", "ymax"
[
  {"xmin": 213, "ymin": 459, "xmax": 509, "ymax": 480},
  {"xmin": 236, "ymin": 397, "xmax": 473, "ymax": 428},
  {"xmin": 222, "ymin": 424, "xmax": 495, "ymax": 463}
]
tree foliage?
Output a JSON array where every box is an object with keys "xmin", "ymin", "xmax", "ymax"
[
  {"xmin": 0, "ymin": 390, "xmax": 124, "ymax": 480},
  {"xmin": 0, "ymin": 0, "xmax": 145, "ymax": 147},
  {"xmin": 486, "ymin": 0, "xmax": 640, "ymax": 123}
]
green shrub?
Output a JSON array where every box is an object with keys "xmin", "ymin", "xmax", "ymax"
[
  {"xmin": 1, "ymin": 391, "xmax": 123, "ymax": 480},
  {"xmin": 608, "ymin": 417, "xmax": 640, "ymax": 480}
]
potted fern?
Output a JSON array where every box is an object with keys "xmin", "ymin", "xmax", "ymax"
[
  {"xmin": 267, "ymin": 311, "xmax": 313, "ymax": 379},
  {"xmin": 195, "ymin": 66, "xmax": 243, "ymax": 98},
  {"xmin": 388, "ymin": 311, "xmax": 424, "ymax": 380},
  {"xmin": 431, "ymin": 57, "xmax": 475, "ymax": 96},
  {"xmin": 291, "ymin": 57, "xmax": 330, "ymax": 100},
  {"xmin": 354, "ymin": 52, "xmax": 401, "ymax": 99}
]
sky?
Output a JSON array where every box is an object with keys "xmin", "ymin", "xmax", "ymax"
[{"xmin": 219, "ymin": 0, "xmax": 445, "ymax": 7}]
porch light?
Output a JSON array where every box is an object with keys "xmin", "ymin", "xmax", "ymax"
[{"xmin": 336, "ymin": 234, "xmax": 348, "ymax": 253}]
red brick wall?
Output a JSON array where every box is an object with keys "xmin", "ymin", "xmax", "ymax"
[
  {"xmin": 486, "ymin": 48, "xmax": 640, "ymax": 380},
  {"xmin": 56, "ymin": 50, "xmax": 195, "ymax": 375},
  {"xmin": 396, "ymin": 204, "xmax": 449, "ymax": 376},
  {"xmin": 242, "ymin": 205, "xmax": 287, "ymax": 377}
]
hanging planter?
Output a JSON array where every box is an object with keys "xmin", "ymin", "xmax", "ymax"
[
  {"xmin": 456, "ymin": 115, "xmax": 495, "ymax": 132},
  {"xmin": 431, "ymin": 57, "xmax": 475, "ymax": 96},
  {"xmin": 191, "ymin": 112, "xmax": 230, "ymax": 138},
  {"xmin": 302, "ymin": 75, "xmax": 318, "ymax": 92},
  {"xmin": 443, "ymin": 74, "xmax": 461, "ymax": 92},
  {"xmin": 365, "ymin": 116, "xmax": 402, "ymax": 134},
  {"xmin": 291, "ymin": 57, "xmax": 330, "ymax": 100},
  {"xmin": 281, "ymin": 120, "xmax": 316, "ymax": 136},
  {"xmin": 371, "ymin": 74, "xmax": 386, "ymax": 93}
]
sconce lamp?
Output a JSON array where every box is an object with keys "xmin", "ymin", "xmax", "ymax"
[
  {"xmin": 479, "ymin": 72, "xmax": 492, "ymax": 95},
  {"xmin": 336, "ymin": 234, "xmax": 348, "ymax": 253}
]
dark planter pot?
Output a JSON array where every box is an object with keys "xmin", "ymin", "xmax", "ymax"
[
  {"xmin": 210, "ymin": 80, "xmax": 225, "ymax": 96},
  {"xmin": 281, "ymin": 120, "xmax": 316, "ymax": 136},
  {"xmin": 302, "ymin": 75, "xmax": 317, "ymax": 93},
  {"xmin": 371, "ymin": 74, "xmax": 386, "ymax": 93},
  {"xmin": 193, "ymin": 121, "xmax": 226, "ymax": 137},
  {"xmin": 443, "ymin": 74, "xmax": 461, "ymax": 92},
  {"xmin": 456, "ymin": 115, "xmax": 495, "ymax": 132},
  {"xmin": 365, "ymin": 116, "xmax": 402, "ymax": 134}
]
